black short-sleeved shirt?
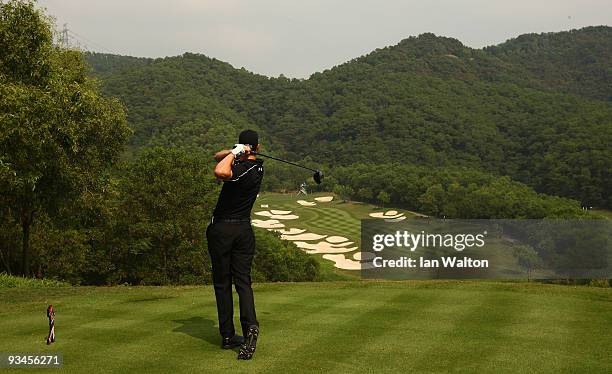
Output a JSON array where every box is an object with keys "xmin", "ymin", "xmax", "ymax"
[{"xmin": 213, "ymin": 158, "xmax": 264, "ymax": 219}]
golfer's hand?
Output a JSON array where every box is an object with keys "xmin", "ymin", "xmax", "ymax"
[
  {"xmin": 231, "ymin": 144, "xmax": 245, "ymax": 156},
  {"xmin": 231, "ymin": 144, "xmax": 252, "ymax": 157}
]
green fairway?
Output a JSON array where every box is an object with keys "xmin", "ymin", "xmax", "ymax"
[
  {"xmin": 253, "ymin": 193, "xmax": 536, "ymax": 280},
  {"xmin": 255, "ymin": 192, "xmax": 416, "ymax": 246},
  {"xmin": 254, "ymin": 192, "xmax": 419, "ymax": 279},
  {"xmin": 1, "ymin": 281, "xmax": 610, "ymax": 373}
]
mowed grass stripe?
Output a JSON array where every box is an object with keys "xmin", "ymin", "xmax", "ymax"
[
  {"xmin": 409, "ymin": 288, "xmax": 532, "ymax": 373},
  {"xmin": 265, "ymin": 287, "xmax": 462, "ymax": 372},
  {"xmin": 264, "ymin": 290, "xmax": 406, "ymax": 372},
  {"xmin": 343, "ymin": 288, "xmax": 494, "ymax": 372},
  {"xmin": 110, "ymin": 286, "xmax": 371, "ymax": 372},
  {"xmin": 476, "ymin": 290, "xmax": 580, "ymax": 373},
  {"xmin": 552, "ymin": 290, "xmax": 612, "ymax": 372},
  {"xmin": 312, "ymin": 288, "xmax": 489, "ymax": 373},
  {"xmin": 2, "ymin": 282, "xmax": 611, "ymax": 373},
  {"xmin": 0, "ymin": 288, "xmax": 215, "ymax": 373},
  {"xmin": 18, "ymin": 298, "xmax": 208, "ymax": 372}
]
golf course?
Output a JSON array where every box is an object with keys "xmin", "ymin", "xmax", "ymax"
[
  {"xmin": 1, "ymin": 280, "xmax": 611, "ymax": 373},
  {"xmin": 254, "ymin": 192, "xmax": 419, "ymax": 278},
  {"xmin": 2, "ymin": 1, "xmax": 612, "ymax": 372},
  {"xmin": 1, "ymin": 194, "xmax": 611, "ymax": 372}
]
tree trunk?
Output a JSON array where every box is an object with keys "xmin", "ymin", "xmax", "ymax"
[
  {"xmin": 21, "ymin": 209, "xmax": 34, "ymax": 276},
  {"xmin": 0, "ymin": 248, "xmax": 11, "ymax": 274},
  {"xmin": 163, "ymin": 247, "xmax": 168, "ymax": 285}
]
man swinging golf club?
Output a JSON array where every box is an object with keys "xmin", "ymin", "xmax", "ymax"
[{"xmin": 207, "ymin": 129, "xmax": 263, "ymax": 360}]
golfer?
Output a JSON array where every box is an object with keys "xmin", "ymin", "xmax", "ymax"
[{"xmin": 207, "ymin": 129, "xmax": 263, "ymax": 360}]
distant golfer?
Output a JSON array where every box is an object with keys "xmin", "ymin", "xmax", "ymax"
[{"xmin": 207, "ymin": 129, "xmax": 263, "ymax": 360}]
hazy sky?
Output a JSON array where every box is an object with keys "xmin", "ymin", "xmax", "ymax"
[{"xmin": 38, "ymin": 0, "xmax": 611, "ymax": 78}]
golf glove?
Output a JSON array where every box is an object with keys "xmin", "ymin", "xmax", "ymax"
[{"xmin": 231, "ymin": 144, "xmax": 246, "ymax": 157}]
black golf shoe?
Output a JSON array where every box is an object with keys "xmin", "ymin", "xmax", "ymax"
[
  {"xmin": 222, "ymin": 335, "xmax": 244, "ymax": 349},
  {"xmin": 237, "ymin": 325, "xmax": 259, "ymax": 360}
]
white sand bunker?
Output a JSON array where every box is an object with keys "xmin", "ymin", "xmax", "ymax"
[
  {"xmin": 385, "ymin": 216, "xmax": 406, "ymax": 222},
  {"xmin": 252, "ymin": 219, "xmax": 285, "ymax": 229},
  {"xmin": 328, "ymin": 241, "xmax": 354, "ymax": 248},
  {"xmin": 314, "ymin": 196, "xmax": 334, "ymax": 202},
  {"xmin": 275, "ymin": 228, "xmax": 306, "ymax": 235},
  {"xmin": 326, "ymin": 236, "xmax": 349, "ymax": 244},
  {"xmin": 297, "ymin": 200, "xmax": 316, "ymax": 206},
  {"xmin": 254, "ymin": 211, "xmax": 300, "ymax": 220},
  {"xmin": 271, "ymin": 210, "xmax": 292, "ymax": 215},
  {"xmin": 260, "ymin": 204, "xmax": 269, "ymax": 208},
  {"xmin": 353, "ymin": 252, "xmax": 376, "ymax": 261},
  {"xmin": 281, "ymin": 233, "xmax": 327, "ymax": 241},
  {"xmin": 369, "ymin": 210, "xmax": 405, "ymax": 219},
  {"xmin": 322, "ymin": 254, "xmax": 374, "ymax": 270},
  {"xmin": 294, "ymin": 241, "xmax": 357, "ymax": 254}
]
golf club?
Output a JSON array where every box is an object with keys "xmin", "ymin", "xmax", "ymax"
[{"xmin": 253, "ymin": 152, "xmax": 324, "ymax": 184}]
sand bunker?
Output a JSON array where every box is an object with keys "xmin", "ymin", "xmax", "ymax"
[
  {"xmin": 326, "ymin": 236, "xmax": 349, "ymax": 244},
  {"xmin": 369, "ymin": 210, "xmax": 406, "ymax": 219},
  {"xmin": 322, "ymin": 254, "xmax": 374, "ymax": 270},
  {"xmin": 293, "ymin": 241, "xmax": 357, "ymax": 254},
  {"xmin": 271, "ymin": 210, "xmax": 292, "ymax": 215},
  {"xmin": 270, "ymin": 214, "xmax": 300, "ymax": 220},
  {"xmin": 260, "ymin": 204, "xmax": 269, "ymax": 208},
  {"xmin": 252, "ymin": 219, "xmax": 285, "ymax": 229},
  {"xmin": 314, "ymin": 196, "xmax": 334, "ymax": 202},
  {"xmin": 353, "ymin": 252, "xmax": 376, "ymax": 261},
  {"xmin": 281, "ymin": 233, "xmax": 327, "ymax": 241},
  {"xmin": 297, "ymin": 200, "xmax": 316, "ymax": 206},
  {"xmin": 254, "ymin": 211, "xmax": 300, "ymax": 220},
  {"xmin": 385, "ymin": 216, "xmax": 406, "ymax": 222},
  {"xmin": 328, "ymin": 241, "xmax": 354, "ymax": 247},
  {"xmin": 275, "ymin": 228, "xmax": 306, "ymax": 235}
]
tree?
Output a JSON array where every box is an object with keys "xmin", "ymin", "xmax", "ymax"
[
  {"xmin": 512, "ymin": 244, "xmax": 541, "ymax": 282},
  {"xmin": 0, "ymin": 1, "xmax": 130, "ymax": 275},
  {"xmin": 418, "ymin": 184, "xmax": 446, "ymax": 217},
  {"xmin": 333, "ymin": 184, "xmax": 353, "ymax": 202},
  {"xmin": 377, "ymin": 191, "xmax": 390, "ymax": 208},
  {"xmin": 114, "ymin": 148, "xmax": 219, "ymax": 284},
  {"xmin": 356, "ymin": 187, "xmax": 373, "ymax": 202}
]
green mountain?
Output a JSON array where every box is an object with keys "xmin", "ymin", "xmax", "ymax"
[
  {"xmin": 486, "ymin": 26, "xmax": 612, "ymax": 101},
  {"xmin": 85, "ymin": 26, "xmax": 612, "ymax": 208}
]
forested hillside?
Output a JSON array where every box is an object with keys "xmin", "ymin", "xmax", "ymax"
[
  {"xmin": 86, "ymin": 26, "xmax": 612, "ymax": 209},
  {"xmin": 486, "ymin": 26, "xmax": 612, "ymax": 101}
]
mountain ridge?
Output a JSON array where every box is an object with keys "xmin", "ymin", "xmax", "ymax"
[{"xmin": 85, "ymin": 26, "xmax": 612, "ymax": 208}]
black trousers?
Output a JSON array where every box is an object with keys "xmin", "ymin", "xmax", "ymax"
[{"xmin": 206, "ymin": 221, "xmax": 258, "ymax": 338}]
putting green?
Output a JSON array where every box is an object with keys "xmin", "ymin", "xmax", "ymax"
[{"xmin": 1, "ymin": 282, "xmax": 610, "ymax": 373}]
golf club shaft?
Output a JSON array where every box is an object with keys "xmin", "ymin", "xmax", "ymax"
[{"xmin": 253, "ymin": 152, "xmax": 319, "ymax": 173}]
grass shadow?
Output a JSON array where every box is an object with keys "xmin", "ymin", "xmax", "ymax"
[{"xmin": 172, "ymin": 316, "xmax": 218, "ymax": 346}]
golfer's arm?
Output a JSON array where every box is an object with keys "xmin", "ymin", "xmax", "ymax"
[
  {"xmin": 214, "ymin": 153, "xmax": 235, "ymax": 180},
  {"xmin": 214, "ymin": 150, "xmax": 232, "ymax": 162}
]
